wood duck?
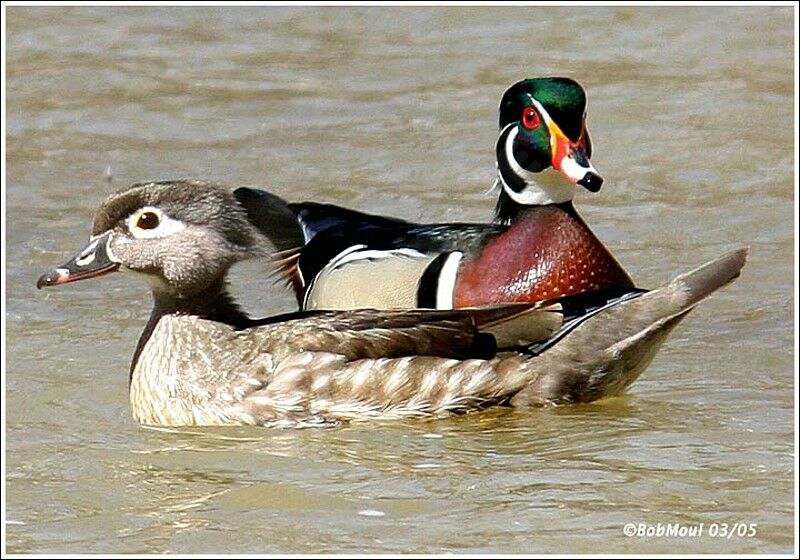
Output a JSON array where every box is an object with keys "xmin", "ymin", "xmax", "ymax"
[
  {"xmin": 37, "ymin": 181, "xmax": 747, "ymax": 427},
  {"xmin": 253, "ymin": 77, "xmax": 634, "ymax": 311}
]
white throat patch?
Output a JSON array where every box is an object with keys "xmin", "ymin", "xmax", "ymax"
[{"xmin": 499, "ymin": 124, "xmax": 575, "ymax": 206}]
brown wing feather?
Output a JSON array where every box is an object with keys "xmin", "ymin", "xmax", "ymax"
[{"xmin": 250, "ymin": 303, "xmax": 563, "ymax": 363}]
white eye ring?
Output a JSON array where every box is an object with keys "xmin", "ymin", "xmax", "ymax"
[{"xmin": 127, "ymin": 207, "xmax": 186, "ymax": 239}]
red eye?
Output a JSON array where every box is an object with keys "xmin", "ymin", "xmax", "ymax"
[{"xmin": 521, "ymin": 107, "xmax": 541, "ymax": 130}]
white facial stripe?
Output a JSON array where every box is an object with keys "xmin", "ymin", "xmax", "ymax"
[
  {"xmin": 501, "ymin": 126, "xmax": 575, "ymax": 205},
  {"xmin": 529, "ymin": 95, "xmax": 595, "ymax": 182},
  {"xmin": 528, "ymin": 96, "xmax": 555, "ymax": 129},
  {"xmin": 504, "ymin": 126, "xmax": 528, "ymax": 181},
  {"xmin": 127, "ymin": 207, "xmax": 186, "ymax": 239},
  {"xmin": 435, "ymin": 251, "xmax": 463, "ymax": 310}
]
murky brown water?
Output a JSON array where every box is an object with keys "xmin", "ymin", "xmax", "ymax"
[{"xmin": 5, "ymin": 6, "xmax": 795, "ymax": 554}]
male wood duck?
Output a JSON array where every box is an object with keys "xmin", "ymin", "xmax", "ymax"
[
  {"xmin": 252, "ymin": 77, "xmax": 633, "ymax": 311},
  {"xmin": 37, "ymin": 181, "xmax": 747, "ymax": 427}
]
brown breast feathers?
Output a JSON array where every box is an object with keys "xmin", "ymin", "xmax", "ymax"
[{"xmin": 454, "ymin": 206, "xmax": 634, "ymax": 306}]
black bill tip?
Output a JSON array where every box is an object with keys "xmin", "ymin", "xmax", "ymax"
[{"xmin": 577, "ymin": 172, "xmax": 603, "ymax": 192}]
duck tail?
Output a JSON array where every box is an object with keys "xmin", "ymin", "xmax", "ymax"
[{"xmin": 511, "ymin": 247, "xmax": 749, "ymax": 406}]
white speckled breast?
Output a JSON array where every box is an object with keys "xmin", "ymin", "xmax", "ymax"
[{"xmin": 129, "ymin": 315, "xmax": 264, "ymax": 426}]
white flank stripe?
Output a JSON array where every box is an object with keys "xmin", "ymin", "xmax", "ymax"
[
  {"xmin": 329, "ymin": 247, "xmax": 425, "ymax": 270},
  {"xmin": 435, "ymin": 252, "xmax": 463, "ymax": 310}
]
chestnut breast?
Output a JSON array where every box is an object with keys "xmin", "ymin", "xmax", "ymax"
[{"xmin": 453, "ymin": 205, "xmax": 633, "ymax": 306}]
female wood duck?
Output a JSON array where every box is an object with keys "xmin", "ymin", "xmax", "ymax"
[
  {"xmin": 253, "ymin": 77, "xmax": 634, "ymax": 311},
  {"xmin": 37, "ymin": 181, "xmax": 747, "ymax": 427}
]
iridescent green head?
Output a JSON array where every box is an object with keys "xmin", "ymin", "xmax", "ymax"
[{"xmin": 495, "ymin": 77, "xmax": 601, "ymax": 209}]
